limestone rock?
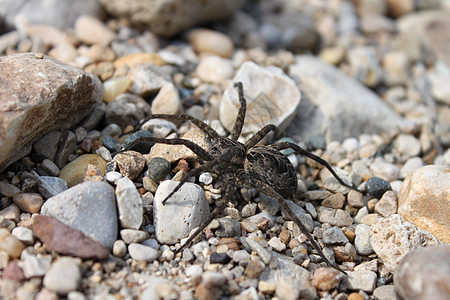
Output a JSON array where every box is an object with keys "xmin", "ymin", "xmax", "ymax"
[
  {"xmin": 370, "ymin": 214, "xmax": 440, "ymax": 273},
  {"xmin": 220, "ymin": 61, "xmax": 301, "ymax": 142},
  {"xmin": 398, "ymin": 165, "xmax": 450, "ymax": 244},
  {"xmin": 99, "ymin": 0, "xmax": 243, "ymax": 37},
  {"xmin": 0, "ymin": 53, "xmax": 103, "ymax": 171},
  {"xmin": 288, "ymin": 55, "xmax": 409, "ymax": 143}
]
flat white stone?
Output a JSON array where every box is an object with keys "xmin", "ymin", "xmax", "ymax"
[
  {"xmin": 128, "ymin": 243, "xmax": 159, "ymax": 262},
  {"xmin": 153, "ymin": 180, "xmax": 209, "ymax": 244}
]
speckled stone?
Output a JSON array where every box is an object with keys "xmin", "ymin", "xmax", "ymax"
[
  {"xmin": 147, "ymin": 157, "xmax": 171, "ymax": 181},
  {"xmin": 366, "ymin": 177, "xmax": 392, "ymax": 199}
]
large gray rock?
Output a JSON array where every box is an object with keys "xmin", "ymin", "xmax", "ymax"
[
  {"xmin": 288, "ymin": 55, "xmax": 409, "ymax": 143},
  {"xmin": 99, "ymin": 0, "xmax": 243, "ymax": 37},
  {"xmin": 41, "ymin": 181, "xmax": 117, "ymax": 249},
  {"xmin": 0, "ymin": 53, "xmax": 103, "ymax": 171},
  {"xmin": 395, "ymin": 245, "xmax": 450, "ymax": 300}
]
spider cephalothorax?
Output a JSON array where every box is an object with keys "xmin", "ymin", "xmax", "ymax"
[{"xmin": 119, "ymin": 82, "xmax": 356, "ymax": 274}]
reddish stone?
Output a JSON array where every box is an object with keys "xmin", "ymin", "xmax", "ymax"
[
  {"xmin": 32, "ymin": 215, "xmax": 109, "ymax": 260},
  {"xmin": 2, "ymin": 261, "xmax": 25, "ymax": 281}
]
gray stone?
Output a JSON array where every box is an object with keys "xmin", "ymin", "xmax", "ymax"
[
  {"xmin": 373, "ymin": 285, "xmax": 399, "ymax": 300},
  {"xmin": 40, "ymin": 159, "xmax": 60, "ymax": 176},
  {"xmin": 154, "ymin": 180, "xmax": 209, "ymax": 244},
  {"xmin": 345, "ymin": 270, "xmax": 377, "ymax": 292},
  {"xmin": 220, "ymin": 61, "xmax": 301, "ymax": 142},
  {"xmin": 366, "ymin": 177, "xmax": 392, "ymax": 199},
  {"xmin": 317, "ymin": 207, "xmax": 353, "ymax": 227},
  {"xmin": 115, "ymin": 177, "xmax": 143, "ymax": 230},
  {"xmin": 120, "ymin": 229, "xmax": 148, "ymax": 244},
  {"xmin": 245, "ymin": 237, "xmax": 272, "ymax": 265},
  {"xmin": 0, "ymin": 53, "xmax": 103, "ymax": 171},
  {"xmin": 400, "ymin": 157, "xmax": 424, "ymax": 179},
  {"xmin": 370, "ymin": 158, "xmax": 401, "ymax": 182},
  {"xmin": 288, "ymin": 55, "xmax": 409, "ymax": 143},
  {"xmin": 105, "ymin": 93, "xmax": 151, "ymax": 129},
  {"xmin": 215, "ymin": 217, "xmax": 241, "ymax": 238},
  {"xmin": 32, "ymin": 131, "xmax": 61, "ymax": 161},
  {"xmin": 127, "ymin": 64, "xmax": 172, "ymax": 96},
  {"xmin": 41, "ymin": 181, "xmax": 118, "ymax": 249},
  {"xmin": 284, "ymin": 200, "xmax": 314, "ymax": 232},
  {"xmin": 370, "ymin": 214, "xmax": 440, "ymax": 273},
  {"xmin": 395, "ymin": 245, "xmax": 450, "ymax": 300},
  {"xmin": 37, "ymin": 176, "xmax": 67, "ymax": 198},
  {"xmin": 348, "ymin": 46, "xmax": 383, "ymax": 87},
  {"xmin": 54, "ymin": 131, "xmax": 77, "ymax": 168},
  {"xmin": 375, "ymin": 191, "xmax": 397, "ymax": 217},
  {"xmin": 99, "ymin": 0, "xmax": 243, "ymax": 37},
  {"xmin": 355, "ymin": 224, "xmax": 373, "ymax": 255},
  {"xmin": 147, "ymin": 157, "xmax": 171, "ymax": 182},
  {"xmin": 128, "ymin": 243, "xmax": 159, "ymax": 262},
  {"xmin": 43, "ymin": 257, "xmax": 81, "ymax": 295},
  {"xmin": 322, "ymin": 226, "xmax": 349, "ymax": 245},
  {"xmin": 393, "ymin": 134, "xmax": 421, "ymax": 157}
]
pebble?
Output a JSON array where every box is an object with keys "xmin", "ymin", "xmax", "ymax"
[
  {"xmin": 245, "ymin": 237, "xmax": 272, "ymax": 265},
  {"xmin": 312, "ymin": 267, "xmax": 340, "ymax": 291},
  {"xmin": 105, "ymin": 93, "xmax": 151, "ymax": 129},
  {"xmin": 128, "ymin": 243, "xmax": 159, "ymax": 262},
  {"xmin": 267, "ymin": 237, "xmax": 286, "ymax": 252},
  {"xmin": 322, "ymin": 193, "xmax": 345, "ymax": 209},
  {"xmin": 115, "ymin": 177, "xmax": 143, "ymax": 230},
  {"xmin": 188, "ymin": 28, "xmax": 234, "ymax": 58},
  {"xmin": 128, "ymin": 64, "xmax": 172, "ymax": 96},
  {"xmin": 102, "ymin": 76, "xmax": 131, "ymax": 103},
  {"xmin": 43, "ymin": 257, "xmax": 81, "ymax": 295},
  {"xmin": 54, "ymin": 131, "xmax": 77, "ymax": 168},
  {"xmin": 347, "ymin": 189, "xmax": 364, "ymax": 208},
  {"xmin": 141, "ymin": 119, "xmax": 177, "ymax": 139},
  {"xmin": 220, "ymin": 61, "xmax": 300, "ymax": 140},
  {"xmin": 120, "ymin": 229, "xmax": 148, "ymax": 244},
  {"xmin": 40, "ymin": 159, "xmax": 60, "ymax": 176},
  {"xmin": 41, "ymin": 181, "xmax": 118, "ymax": 248},
  {"xmin": 147, "ymin": 157, "xmax": 171, "ymax": 181},
  {"xmin": 102, "ymin": 136, "xmax": 119, "ymax": 152},
  {"xmin": 393, "ymin": 134, "xmax": 421, "ymax": 157},
  {"xmin": 370, "ymin": 214, "xmax": 440, "ymax": 273},
  {"xmin": 375, "ymin": 191, "xmax": 397, "ymax": 217},
  {"xmin": 37, "ymin": 176, "xmax": 67, "ymax": 198},
  {"xmin": 32, "ymin": 131, "xmax": 62, "ymax": 161},
  {"xmin": 360, "ymin": 213, "xmax": 380, "ymax": 226},
  {"xmin": 215, "ymin": 217, "xmax": 241, "ymax": 238},
  {"xmin": 317, "ymin": 207, "xmax": 353, "ymax": 227},
  {"xmin": 373, "ymin": 285, "xmax": 399, "ymax": 300},
  {"xmin": 400, "ymin": 156, "xmax": 424, "ymax": 179},
  {"xmin": 345, "ymin": 270, "xmax": 377, "ymax": 292},
  {"xmin": 11, "ymin": 227, "xmax": 34, "ymax": 245},
  {"xmin": 0, "ymin": 181, "xmax": 21, "ymax": 197},
  {"xmin": 395, "ymin": 245, "xmax": 450, "ymax": 300},
  {"xmin": 122, "ymin": 130, "xmax": 154, "ymax": 154},
  {"xmin": 112, "ymin": 240, "xmax": 127, "ymax": 257},
  {"xmin": 32, "ymin": 215, "xmax": 109, "ymax": 260},
  {"xmin": 151, "ymin": 82, "xmax": 182, "ymax": 115},
  {"xmin": 258, "ymin": 194, "xmax": 280, "ymax": 215},
  {"xmin": 2, "ymin": 260, "xmax": 25, "ymax": 281},
  {"xmin": 0, "ymin": 228, "xmax": 25, "ymax": 258},
  {"xmin": 196, "ymin": 55, "xmax": 234, "ymax": 83},
  {"xmin": 0, "ymin": 204, "xmax": 20, "ymax": 222},
  {"xmin": 12, "ymin": 193, "xmax": 43, "ymax": 213},
  {"xmin": 369, "ymin": 158, "xmax": 400, "ymax": 182},
  {"xmin": 21, "ymin": 252, "xmax": 52, "ymax": 278},
  {"xmin": 397, "ymin": 165, "xmax": 450, "ymax": 243},
  {"xmin": 333, "ymin": 242, "xmax": 357, "ymax": 262},
  {"xmin": 114, "ymin": 150, "xmax": 146, "ymax": 180},
  {"xmin": 153, "ymin": 180, "xmax": 209, "ymax": 244},
  {"xmin": 322, "ymin": 226, "xmax": 349, "ymax": 245},
  {"xmin": 354, "ymin": 224, "xmax": 373, "ymax": 255},
  {"xmin": 95, "ymin": 146, "xmax": 112, "ymax": 162},
  {"xmin": 74, "ymin": 15, "xmax": 115, "ymax": 45},
  {"xmin": 59, "ymin": 154, "xmax": 107, "ymax": 187},
  {"xmin": 185, "ymin": 264, "xmax": 203, "ymax": 277},
  {"xmin": 210, "ymin": 252, "xmax": 231, "ymax": 264},
  {"xmin": 365, "ymin": 177, "xmax": 392, "ymax": 199}
]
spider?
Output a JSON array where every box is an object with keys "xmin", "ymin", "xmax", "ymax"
[{"xmin": 119, "ymin": 82, "xmax": 355, "ymax": 274}]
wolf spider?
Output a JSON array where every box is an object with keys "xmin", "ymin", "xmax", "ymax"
[{"xmin": 121, "ymin": 82, "xmax": 355, "ymax": 273}]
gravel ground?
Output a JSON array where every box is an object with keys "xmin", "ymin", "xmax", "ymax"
[{"xmin": 0, "ymin": 1, "xmax": 449, "ymax": 300}]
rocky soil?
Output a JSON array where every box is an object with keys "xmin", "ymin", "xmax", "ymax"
[{"xmin": 0, "ymin": 0, "xmax": 449, "ymax": 300}]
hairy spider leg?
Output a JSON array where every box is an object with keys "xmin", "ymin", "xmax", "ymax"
[
  {"xmin": 270, "ymin": 142, "xmax": 358, "ymax": 191},
  {"xmin": 230, "ymin": 82, "xmax": 247, "ymax": 141},
  {"xmin": 244, "ymin": 124, "xmax": 277, "ymax": 148},
  {"xmin": 174, "ymin": 174, "xmax": 236, "ymax": 255},
  {"xmin": 240, "ymin": 173, "xmax": 347, "ymax": 275},
  {"xmin": 123, "ymin": 114, "xmax": 222, "ymax": 142},
  {"xmin": 113, "ymin": 136, "xmax": 214, "ymax": 162}
]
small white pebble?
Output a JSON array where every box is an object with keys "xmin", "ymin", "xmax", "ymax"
[
  {"xmin": 96, "ymin": 146, "xmax": 112, "ymax": 161},
  {"xmin": 199, "ymin": 172, "xmax": 213, "ymax": 185}
]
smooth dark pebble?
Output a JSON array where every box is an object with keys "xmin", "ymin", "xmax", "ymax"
[
  {"xmin": 102, "ymin": 135, "xmax": 118, "ymax": 152},
  {"xmin": 122, "ymin": 130, "xmax": 153, "ymax": 153},
  {"xmin": 147, "ymin": 157, "xmax": 171, "ymax": 181},
  {"xmin": 210, "ymin": 252, "xmax": 231, "ymax": 264},
  {"xmin": 37, "ymin": 176, "xmax": 67, "ymax": 198},
  {"xmin": 366, "ymin": 176, "xmax": 392, "ymax": 199},
  {"xmin": 215, "ymin": 218, "xmax": 241, "ymax": 238}
]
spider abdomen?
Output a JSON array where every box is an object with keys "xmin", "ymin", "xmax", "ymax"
[{"xmin": 245, "ymin": 146, "xmax": 298, "ymax": 199}]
